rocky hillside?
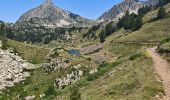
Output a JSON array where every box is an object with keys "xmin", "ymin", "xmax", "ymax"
[
  {"xmin": 16, "ymin": 0, "xmax": 90, "ymax": 27},
  {"xmin": 143, "ymin": 0, "xmax": 160, "ymax": 6},
  {"xmin": 0, "ymin": 40, "xmax": 35, "ymax": 90},
  {"xmin": 97, "ymin": 0, "xmax": 160, "ymax": 22}
]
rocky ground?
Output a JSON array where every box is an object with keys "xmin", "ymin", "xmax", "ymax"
[
  {"xmin": 0, "ymin": 40, "xmax": 35, "ymax": 90},
  {"xmin": 80, "ymin": 43, "xmax": 104, "ymax": 55}
]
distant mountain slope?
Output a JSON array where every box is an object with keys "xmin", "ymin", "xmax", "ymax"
[
  {"xmin": 143, "ymin": 0, "xmax": 160, "ymax": 6},
  {"xmin": 97, "ymin": 0, "xmax": 143, "ymax": 22},
  {"xmin": 16, "ymin": 0, "xmax": 90, "ymax": 27},
  {"xmin": 97, "ymin": 0, "xmax": 160, "ymax": 22}
]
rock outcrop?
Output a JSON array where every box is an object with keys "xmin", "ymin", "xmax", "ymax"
[
  {"xmin": 80, "ymin": 43, "xmax": 104, "ymax": 55},
  {"xmin": 0, "ymin": 41, "xmax": 35, "ymax": 90},
  {"xmin": 55, "ymin": 70, "xmax": 83, "ymax": 89},
  {"xmin": 44, "ymin": 58, "xmax": 69, "ymax": 72}
]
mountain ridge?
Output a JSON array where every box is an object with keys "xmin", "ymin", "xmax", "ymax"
[
  {"xmin": 16, "ymin": 0, "xmax": 91, "ymax": 27},
  {"xmin": 97, "ymin": 0, "xmax": 160, "ymax": 22}
]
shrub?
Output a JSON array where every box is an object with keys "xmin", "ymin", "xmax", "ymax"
[
  {"xmin": 0, "ymin": 37, "xmax": 9, "ymax": 50},
  {"xmin": 157, "ymin": 7, "xmax": 166, "ymax": 19},
  {"xmin": 99, "ymin": 29, "xmax": 106, "ymax": 43},
  {"xmin": 70, "ymin": 86, "xmax": 81, "ymax": 100},
  {"xmin": 64, "ymin": 59, "xmax": 70, "ymax": 63},
  {"xmin": 49, "ymin": 51, "xmax": 59, "ymax": 58},
  {"xmin": 87, "ymin": 57, "xmax": 91, "ymax": 61},
  {"xmin": 86, "ymin": 73, "xmax": 98, "ymax": 81},
  {"xmin": 19, "ymin": 91, "xmax": 28, "ymax": 99},
  {"xmin": 23, "ymin": 77, "xmax": 31, "ymax": 85},
  {"xmin": 159, "ymin": 38, "xmax": 170, "ymax": 45},
  {"xmin": 98, "ymin": 62, "xmax": 109, "ymax": 68},
  {"xmin": 45, "ymin": 85, "xmax": 56, "ymax": 97},
  {"xmin": 86, "ymin": 61, "xmax": 122, "ymax": 81},
  {"xmin": 129, "ymin": 53, "xmax": 143, "ymax": 60}
]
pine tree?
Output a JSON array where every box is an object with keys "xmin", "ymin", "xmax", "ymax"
[
  {"xmin": 6, "ymin": 28, "xmax": 13, "ymax": 39},
  {"xmin": 157, "ymin": 7, "xmax": 166, "ymax": 19},
  {"xmin": 100, "ymin": 29, "xmax": 106, "ymax": 43},
  {"xmin": 135, "ymin": 16, "xmax": 143, "ymax": 30},
  {"xmin": 0, "ymin": 22, "xmax": 5, "ymax": 36},
  {"xmin": 105, "ymin": 22, "xmax": 113, "ymax": 36}
]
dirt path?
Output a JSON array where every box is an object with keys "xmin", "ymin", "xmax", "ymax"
[{"xmin": 147, "ymin": 47, "xmax": 170, "ymax": 100}]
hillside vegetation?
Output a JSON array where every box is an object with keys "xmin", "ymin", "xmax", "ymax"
[
  {"xmin": 55, "ymin": 3, "xmax": 170, "ymax": 100},
  {"xmin": 0, "ymin": 36, "xmax": 50, "ymax": 64},
  {"xmin": 0, "ymin": 2, "xmax": 170, "ymax": 100}
]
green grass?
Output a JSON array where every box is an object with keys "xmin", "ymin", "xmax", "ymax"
[
  {"xmin": 0, "ymin": 48, "xmax": 98, "ymax": 100},
  {"xmin": 105, "ymin": 4, "xmax": 170, "ymax": 45},
  {"xmin": 143, "ymin": 3, "xmax": 170, "ymax": 23},
  {"xmin": 1, "ymin": 3, "xmax": 170, "ymax": 100},
  {"xmin": 157, "ymin": 38, "xmax": 170, "ymax": 62},
  {"xmin": 110, "ymin": 43, "xmax": 142, "ymax": 58},
  {"xmin": 0, "ymin": 36, "xmax": 50, "ymax": 64},
  {"xmin": 55, "ymin": 53, "xmax": 164, "ymax": 100},
  {"xmin": 112, "ymin": 18, "xmax": 170, "ymax": 44}
]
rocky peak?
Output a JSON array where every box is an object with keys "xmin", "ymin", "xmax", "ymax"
[
  {"xmin": 16, "ymin": 0, "xmax": 90, "ymax": 27},
  {"xmin": 124, "ymin": 0, "xmax": 139, "ymax": 3},
  {"xmin": 44, "ymin": 0, "xmax": 53, "ymax": 4},
  {"xmin": 42, "ymin": 0, "xmax": 54, "ymax": 6}
]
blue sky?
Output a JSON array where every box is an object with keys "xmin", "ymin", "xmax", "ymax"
[{"xmin": 0, "ymin": 0, "xmax": 123, "ymax": 23}]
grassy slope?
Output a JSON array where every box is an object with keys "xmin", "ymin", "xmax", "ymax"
[
  {"xmin": 56, "ymin": 44, "xmax": 164, "ymax": 100},
  {"xmin": 107, "ymin": 4, "xmax": 170, "ymax": 45},
  {"xmin": 80, "ymin": 56, "xmax": 163, "ymax": 100},
  {"xmin": 143, "ymin": 3, "xmax": 170, "ymax": 23},
  {"xmin": 56, "ymin": 4, "xmax": 170, "ymax": 100},
  {"xmin": 0, "ymin": 47, "xmax": 98, "ymax": 100},
  {"xmin": 1, "ymin": 4, "xmax": 170, "ymax": 100},
  {"xmin": 0, "ymin": 37, "xmax": 50, "ymax": 64},
  {"xmin": 157, "ymin": 41, "xmax": 170, "ymax": 62},
  {"xmin": 113, "ymin": 18, "xmax": 170, "ymax": 44}
]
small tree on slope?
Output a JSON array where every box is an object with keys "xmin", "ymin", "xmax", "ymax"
[{"xmin": 157, "ymin": 6, "xmax": 166, "ymax": 19}]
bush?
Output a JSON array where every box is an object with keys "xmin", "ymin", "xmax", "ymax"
[
  {"xmin": 19, "ymin": 91, "xmax": 28, "ymax": 99},
  {"xmin": 99, "ymin": 29, "xmax": 106, "ymax": 43},
  {"xmin": 70, "ymin": 86, "xmax": 81, "ymax": 100},
  {"xmin": 159, "ymin": 38, "xmax": 170, "ymax": 45},
  {"xmin": 49, "ymin": 51, "xmax": 59, "ymax": 58},
  {"xmin": 0, "ymin": 37, "xmax": 9, "ymax": 50},
  {"xmin": 157, "ymin": 7, "xmax": 166, "ymax": 19},
  {"xmin": 23, "ymin": 77, "xmax": 31, "ymax": 85},
  {"xmin": 86, "ymin": 61, "xmax": 121, "ymax": 81},
  {"xmin": 64, "ymin": 59, "xmax": 70, "ymax": 63},
  {"xmin": 87, "ymin": 57, "xmax": 91, "ymax": 61},
  {"xmin": 129, "ymin": 53, "xmax": 143, "ymax": 60},
  {"xmin": 45, "ymin": 85, "xmax": 56, "ymax": 97},
  {"xmin": 98, "ymin": 62, "xmax": 109, "ymax": 68},
  {"xmin": 86, "ymin": 73, "xmax": 98, "ymax": 81}
]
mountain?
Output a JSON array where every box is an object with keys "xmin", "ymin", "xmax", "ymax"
[
  {"xmin": 143, "ymin": 0, "xmax": 160, "ymax": 6},
  {"xmin": 16, "ymin": 0, "xmax": 90, "ymax": 27},
  {"xmin": 97, "ymin": 0, "xmax": 160, "ymax": 22},
  {"xmin": 97, "ymin": 0, "xmax": 143, "ymax": 22}
]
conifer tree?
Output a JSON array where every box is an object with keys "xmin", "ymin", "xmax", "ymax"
[
  {"xmin": 157, "ymin": 7, "xmax": 166, "ymax": 19},
  {"xmin": 100, "ymin": 29, "xmax": 106, "ymax": 43},
  {"xmin": 135, "ymin": 16, "xmax": 143, "ymax": 30}
]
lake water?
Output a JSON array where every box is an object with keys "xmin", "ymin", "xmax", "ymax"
[{"xmin": 67, "ymin": 49, "xmax": 80, "ymax": 55}]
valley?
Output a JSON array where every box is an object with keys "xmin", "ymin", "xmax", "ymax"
[{"xmin": 0, "ymin": 0, "xmax": 170, "ymax": 100}]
